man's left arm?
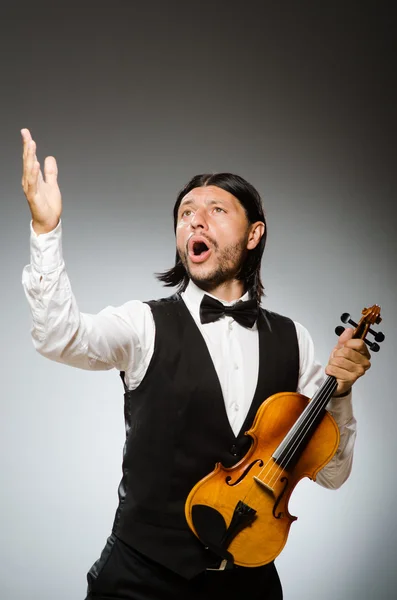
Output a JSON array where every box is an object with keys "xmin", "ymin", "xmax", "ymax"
[{"xmin": 295, "ymin": 322, "xmax": 371, "ymax": 489}]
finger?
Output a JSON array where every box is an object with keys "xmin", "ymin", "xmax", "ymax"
[
  {"xmin": 23, "ymin": 141, "xmax": 37, "ymax": 192},
  {"xmin": 328, "ymin": 353, "xmax": 371, "ymax": 374},
  {"xmin": 22, "ymin": 140, "xmax": 35, "ymax": 190},
  {"xmin": 26, "ymin": 160, "xmax": 40, "ymax": 198},
  {"xmin": 335, "ymin": 327, "xmax": 354, "ymax": 349},
  {"xmin": 21, "ymin": 132, "xmax": 31, "ymax": 187},
  {"xmin": 332, "ymin": 328, "xmax": 371, "ymax": 360},
  {"xmin": 339, "ymin": 339, "xmax": 371, "ymax": 359},
  {"xmin": 331, "ymin": 339, "xmax": 371, "ymax": 359},
  {"xmin": 332, "ymin": 345, "xmax": 372, "ymax": 367},
  {"xmin": 330, "ymin": 326, "xmax": 354, "ymax": 359},
  {"xmin": 21, "ymin": 127, "xmax": 32, "ymax": 146},
  {"xmin": 325, "ymin": 361, "xmax": 366, "ymax": 382},
  {"xmin": 21, "ymin": 129, "xmax": 32, "ymax": 163},
  {"xmin": 325, "ymin": 365, "xmax": 366, "ymax": 388},
  {"xmin": 21, "ymin": 128, "xmax": 32, "ymax": 140},
  {"xmin": 44, "ymin": 156, "xmax": 58, "ymax": 185}
]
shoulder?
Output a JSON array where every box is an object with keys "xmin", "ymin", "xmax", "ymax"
[
  {"xmin": 144, "ymin": 293, "xmax": 187, "ymax": 324},
  {"xmin": 259, "ymin": 309, "xmax": 315, "ymax": 353},
  {"xmin": 259, "ymin": 307, "xmax": 298, "ymax": 333},
  {"xmin": 96, "ymin": 299, "xmax": 156, "ymax": 341},
  {"xmin": 293, "ymin": 320, "xmax": 314, "ymax": 347},
  {"xmin": 260, "ymin": 307, "xmax": 294, "ymax": 323},
  {"xmin": 145, "ymin": 293, "xmax": 182, "ymax": 309},
  {"xmin": 260, "ymin": 308, "xmax": 312, "ymax": 337}
]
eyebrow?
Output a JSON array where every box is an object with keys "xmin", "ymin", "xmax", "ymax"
[
  {"xmin": 179, "ymin": 199, "xmax": 195, "ymax": 208},
  {"xmin": 179, "ymin": 198, "xmax": 227, "ymax": 209}
]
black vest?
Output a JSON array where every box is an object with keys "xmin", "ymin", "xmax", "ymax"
[{"xmin": 112, "ymin": 294, "xmax": 299, "ymax": 579}]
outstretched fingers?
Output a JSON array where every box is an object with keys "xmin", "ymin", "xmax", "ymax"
[{"xmin": 20, "ymin": 128, "xmax": 62, "ymax": 234}]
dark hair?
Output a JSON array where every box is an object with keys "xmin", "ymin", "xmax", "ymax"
[{"xmin": 156, "ymin": 172, "xmax": 267, "ymax": 301}]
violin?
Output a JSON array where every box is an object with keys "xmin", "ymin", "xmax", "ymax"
[{"xmin": 185, "ymin": 305, "xmax": 384, "ymax": 568}]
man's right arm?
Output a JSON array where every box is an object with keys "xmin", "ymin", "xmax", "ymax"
[
  {"xmin": 22, "ymin": 218, "xmax": 154, "ymax": 377},
  {"xmin": 20, "ymin": 129, "xmax": 154, "ymax": 383}
]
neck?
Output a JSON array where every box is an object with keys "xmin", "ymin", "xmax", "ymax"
[{"xmin": 194, "ymin": 279, "xmax": 246, "ymax": 302}]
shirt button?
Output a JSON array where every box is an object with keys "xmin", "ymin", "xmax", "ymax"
[
  {"xmin": 234, "ymin": 404, "xmax": 240, "ymax": 411},
  {"xmin": 234, "ymin": 364, "xmax": 239, "ymax": 370},
  {"xmin": 230, "ymin": 445, "xmax": 238, "ymax": 456},
  {"xmin": 228, "ymin": 322, "xmax": 233, "ymax": 330}
]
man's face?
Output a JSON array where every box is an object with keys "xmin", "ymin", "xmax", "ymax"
[{"xmin": 176, "ymin": 185, "xmax": 255, "ymax": 291}]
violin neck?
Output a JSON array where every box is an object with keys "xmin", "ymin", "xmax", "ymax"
[{"xmin": 272, "ymin": 375, "xmax": 338, "ymax": 469}]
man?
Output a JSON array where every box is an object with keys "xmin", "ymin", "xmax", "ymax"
[{"xmin": 21, "ymin": 128, "xmax": 371, "ymax": 600}]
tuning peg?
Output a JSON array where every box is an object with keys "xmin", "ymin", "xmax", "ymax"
[
  {"xmin": 335, "ymin": 326, "xmax": 381, "ymax": 352},
  {"xmin": 365, "ymin": 340, "xmax": 380, "ymax": 352},
  {"xmin": 369, "ymin": 328, "xmax": 385, "ymax": 342},
  {"xmin": 340, "ymin": 313, "xmax": 385, "ymax": 343},
  {"xmin": 340, "ymin": 313, "xmax": 358, "ymax": 327}
]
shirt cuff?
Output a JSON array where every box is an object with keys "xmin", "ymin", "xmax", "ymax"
[
  {"xmin": 327, "ymin": 391, "xmax": 354, "ymax": 425},
  {"xmin": 30, "ymin": 219, "xmax": 63, "ymax": 273}
]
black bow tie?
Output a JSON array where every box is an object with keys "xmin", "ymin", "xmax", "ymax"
[{"xmin": 199, "ymin": 294, "xmax": 259, "ymax": 328}]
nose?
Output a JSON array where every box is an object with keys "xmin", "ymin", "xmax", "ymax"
[{"xmin": 190, "ymin": 207, "xmax": 208, "ymax": 230}]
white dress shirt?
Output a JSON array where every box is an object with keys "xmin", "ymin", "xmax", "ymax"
[{"xmin": 22, "ymin": 219, "xmax": 357, "ymax": 489}]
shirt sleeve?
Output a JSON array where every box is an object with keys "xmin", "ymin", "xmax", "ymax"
[
  {"xmin": 21, "ymin": 220, "xmax": 155, "ymax": 385},
  {"xmin": 294, "ymin": 321, "xmax": 357, "ymax": 490}
]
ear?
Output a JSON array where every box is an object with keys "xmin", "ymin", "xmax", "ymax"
[{"xmin": 247, "ymin": 221, "xmax": 265, "ymax": 250}]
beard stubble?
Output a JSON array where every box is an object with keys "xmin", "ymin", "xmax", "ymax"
[{"xmin": 179, "ymin": 233, "xmax": 249, "ymax": 292}]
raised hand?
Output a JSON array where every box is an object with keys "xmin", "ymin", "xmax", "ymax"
[{"xmin": 21, "ymin": 128, "xmax": 62, "ymax": 235}]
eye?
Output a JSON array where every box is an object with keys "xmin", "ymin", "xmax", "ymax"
[
  {"xmin": 213, "ymin": 207, "xmax": 225, "ymax": 213},
  {"xmin": 181, "ymin": 209, "xmax": 192, "ymax": 217}
]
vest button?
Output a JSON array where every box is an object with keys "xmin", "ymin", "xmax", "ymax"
[{"xmin": 230, "ymin": 445, "xmax": 239, "ymax": 456}]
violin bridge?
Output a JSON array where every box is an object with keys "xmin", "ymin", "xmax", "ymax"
[{"xmin": 253, "ymin": 476, "xmax": 276, "ymax": 498}]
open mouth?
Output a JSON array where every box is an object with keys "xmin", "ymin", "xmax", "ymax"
[
  {"xmin": 192, "ymin": 241, "xmax": 209, "ymax": 256},
  {"xmin": 188, "ymin": 238, "xmax": 212, "ymax": 263}
]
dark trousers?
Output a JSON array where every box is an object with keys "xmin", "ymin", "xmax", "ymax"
[{"xmin": 85, "ymin": 535, "xmax": 283, "ymax": 600}]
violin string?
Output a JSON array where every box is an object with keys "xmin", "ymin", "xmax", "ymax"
[
  {"xmin": 264, "ymin": 377, "xmax": 337, "ymax": 487},
  {"xmin": 268, "ymin": 378, "xmax": 336, "ymax": 485},
  {"xmin": 271, "ymin": 327, "xmax": 365, "ymax": 482},
  {"xmin": 239, "ymin": 323, "xmax": 372, "ymax": 513},
  {"xmin": 242, "ymin": 377, "xmax": 337, "ymax": 503},
  {"xmin": 240, "ymin": 379, "xmax": 335, "ymax": 505}
]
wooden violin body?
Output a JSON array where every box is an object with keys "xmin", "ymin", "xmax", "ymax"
[
  {"xmin": 185, "ymin": 304, "xmax": 383, "ymax": 568},
  {"xmin": 185, "ymin": 391, "xmax": 339, "ymax": 567}
]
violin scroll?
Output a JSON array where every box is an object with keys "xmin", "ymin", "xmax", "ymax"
[{"xmin": 335, "ymin": 304, "xmax": 385, "ymax": 353}]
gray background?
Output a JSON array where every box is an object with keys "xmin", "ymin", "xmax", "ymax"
[{"xmin": 1, "ymin": 1, "xmax": 396, "ymax": 599}]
